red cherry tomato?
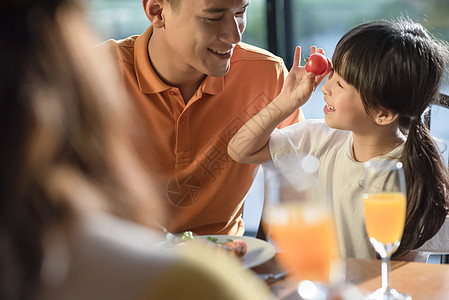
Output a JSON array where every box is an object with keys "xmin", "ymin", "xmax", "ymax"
[{"xmin": 305, "ymin": 53, "xmax": 328, "ymax": 76}]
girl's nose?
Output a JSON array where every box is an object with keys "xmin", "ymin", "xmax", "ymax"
[{"xmin": 321, "ymin": 77, "xmax": 330, "ymax": 95}]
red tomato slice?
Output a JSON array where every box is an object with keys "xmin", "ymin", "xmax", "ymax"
[
  {"xmin": 305, "ymin": 53, "xmax": 328, "ymax": 76},
  {"xmin": 223, "ymin": 239, "xmax": 247, "ymax": 257}
]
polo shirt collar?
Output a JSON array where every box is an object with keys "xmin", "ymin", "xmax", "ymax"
[
  {"xmin": 201, "ymin": 74, "xmax": 224, "ymax": 95},
  {"xmin": 134, "ymin": 26, "xmax": 224, "ymax": 95}
]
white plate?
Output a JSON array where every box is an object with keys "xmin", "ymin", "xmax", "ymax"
[{"xmin": 197, "ymin": 235, "xmax": 276, "ymax": 268}]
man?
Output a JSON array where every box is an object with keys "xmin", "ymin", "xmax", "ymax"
[{"xmin": 100, "ymin": 0, "xmax": 303, "ymax": 235}]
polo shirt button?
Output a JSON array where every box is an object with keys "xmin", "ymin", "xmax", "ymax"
[
  {"xmin": 169, "ymin": 91, "xmax": 176, "ymax": 96},
  {"xmin": 179, "ymin": 117, "xmax": 186, "ymax": 125}
]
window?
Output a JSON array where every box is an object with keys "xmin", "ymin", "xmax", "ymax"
[{"xmin": 86, "ymin": 0, "xmax": 449, "ymax": 142}]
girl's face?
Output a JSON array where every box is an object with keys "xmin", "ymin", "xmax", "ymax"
[{"xmin": 321, "ymin": 70, "xmax": 375, "ymax": 134}]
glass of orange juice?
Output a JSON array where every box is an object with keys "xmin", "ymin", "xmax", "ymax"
[
  {"xmin": 362, "ymin": 160, "xmax": 410, "ymax": 300},
  {"xmin": 262, "ymin": 155, "xmax": 342, "ymax": 299}
]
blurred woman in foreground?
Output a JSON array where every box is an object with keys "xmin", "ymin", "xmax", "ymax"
[{"xmin": 0, "ymin": 1, "xmax": 273, "ymax": 299}]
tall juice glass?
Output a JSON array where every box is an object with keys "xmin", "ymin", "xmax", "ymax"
[
  {"xmin": 362, "ymin": 160, "xmax": 411, "ymax": 300},
  {"xmin": 268, "ymin": 203, "xmax": 338, "ymax": 282},
  {"xmin": 262, "ymin": 155, "xmax": 342, "ymax": 299}
]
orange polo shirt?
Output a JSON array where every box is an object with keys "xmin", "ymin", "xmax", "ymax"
[{"xmin": 101, "ymin": 26, "xmax": 301, "ymax": 235}]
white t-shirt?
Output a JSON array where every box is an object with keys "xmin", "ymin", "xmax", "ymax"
[{"xmin": 269, "ymin": 119, "xmax": 403, "ymax": 259}]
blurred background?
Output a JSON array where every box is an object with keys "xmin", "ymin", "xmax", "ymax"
[{"xmin": 86, "ymin": 0, "xmax": 449, "ymax": 235}]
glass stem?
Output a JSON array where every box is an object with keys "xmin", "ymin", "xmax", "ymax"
[{"xmin": 381, "ymin": 255, "xmax": 391, "ymax": 291}]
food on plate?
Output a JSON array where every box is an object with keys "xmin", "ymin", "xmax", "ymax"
[
  {"xmin": 181, "ymin": 231, "xmax": 195, "ymax": 240},
  {"xmin": 305, "ymin": 53, "xmax": 328, "ymax": 75},
  {"xmin": 175, "ymin": 231, "xmax": 247, "ymax": 258},
  {"xmin": 221, "ymin": 239, "xmax": 247, "ymax": 258}
]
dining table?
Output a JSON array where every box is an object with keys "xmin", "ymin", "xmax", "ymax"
[{"xmin": 251, "ymin": 255, "xmax": 449, "ymax": 300}]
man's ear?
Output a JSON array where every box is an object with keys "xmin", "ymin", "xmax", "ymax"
[
  {"xmin": 143, "ymin": 0, "xmax": 165, "ymax": 28},
  {"xmin": 373, "ymin": 108, "xmax": 399, "ymax": 126}
]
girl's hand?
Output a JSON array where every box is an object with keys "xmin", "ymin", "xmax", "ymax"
[{"xmin": 279, "ymin": 46, "xmax": 332, "ymax": 109}]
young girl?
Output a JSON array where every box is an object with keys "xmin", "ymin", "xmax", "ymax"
[{"xmin": 228, "ymin": 18, "xmax": 449, "ymax": 259}]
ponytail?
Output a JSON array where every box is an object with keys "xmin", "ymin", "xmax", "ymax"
[{"xmin": 394, "ymin": 118, "xmax": 449, "ymax": 258}]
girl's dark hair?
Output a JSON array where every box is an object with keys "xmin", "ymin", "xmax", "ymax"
[
  {"xmin": 1, "ymin": 0, "xmax": 163, "ymax": 298},
  {"xmin": 333, "ymin": 17, "xmax": 449, "ymax": 258}
]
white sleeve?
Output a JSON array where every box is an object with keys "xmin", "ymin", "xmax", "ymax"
[{"xmin": 269, "ymin": 120, "xmax": 331, "ymax": 170}]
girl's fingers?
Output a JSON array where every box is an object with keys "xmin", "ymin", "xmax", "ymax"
[{"xmin": 292, "ymin": 46, "xmax": 301, "ymax": 68}]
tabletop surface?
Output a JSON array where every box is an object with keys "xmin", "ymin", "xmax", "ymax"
[{"xmin": 252, "ymin": 256, "xmax": 449, "ymax": 300}]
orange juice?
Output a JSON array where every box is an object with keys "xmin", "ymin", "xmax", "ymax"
[
  {"xmin": 264, "ymin": 204, "xmax": 339, "ymax": 282},
  {"xmin": 363, "ymin": 192, "xmax": 406, "ymax": 244}
]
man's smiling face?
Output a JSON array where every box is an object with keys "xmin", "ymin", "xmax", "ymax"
[{"xmin": 160, "ymin": 0, "xmax": 249, "ymax": 77}]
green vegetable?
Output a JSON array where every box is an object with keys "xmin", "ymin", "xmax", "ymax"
[
  {"xmin": 206, "ymin": 236, "xmax": 234, "ymax": 244},
  {"xmin": 181, "ymin": 231, "xmax": 194, "ymax": 240},
  {"xmin": 207, "ymin": 236, "xmax": 218, "ymax": 243},
  {"xmin": 180, "ymin": 232, "xmax": 235, "ymax": 245}
]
